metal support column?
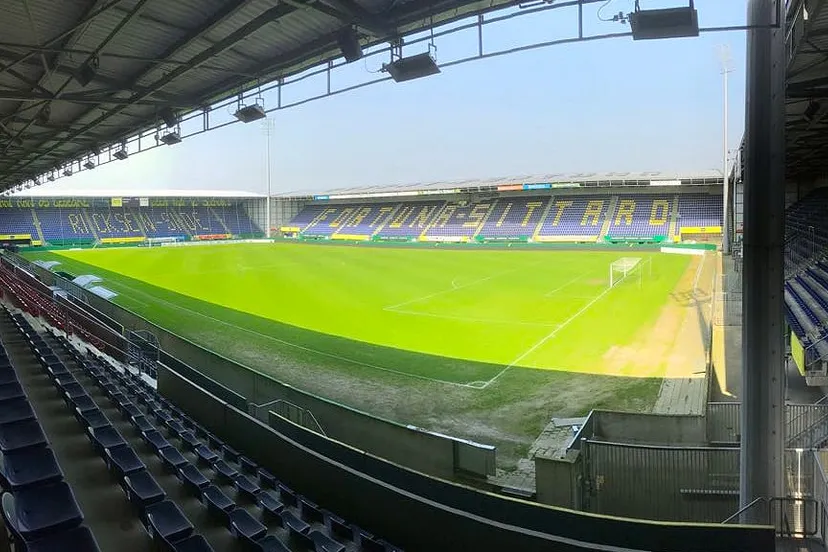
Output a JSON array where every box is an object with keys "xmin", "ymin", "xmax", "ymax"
[{"xmin": 740, "ymin": 0, "xmax": 786, "ymax": 522}]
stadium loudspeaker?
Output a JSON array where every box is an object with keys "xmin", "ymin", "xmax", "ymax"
[
  {"xmin": 629, "ymin": 4, "xmax": 698, "ymax": 40},
  {"xmin": 383, "ymin": 53, "xmax": 440, "ymax": 83},
  {"xmin": 337, "ymin": 28, "xmax": 363, "ymax": 63},
  {"xmin": 73, "ymin": 61, "xmax": 97, "ymax": 87},
  {"xmin": 160, "ymin": 107, "xmax": 178, "ymax": 128}
]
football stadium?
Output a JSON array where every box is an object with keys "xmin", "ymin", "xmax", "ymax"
[{"xmin": 0, "ymin": 1, "xmax": 818, "ymax": 551}]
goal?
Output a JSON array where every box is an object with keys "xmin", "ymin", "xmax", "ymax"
[{"xmin": 609, "ymin": 257, "xmax": 652, "ymax": 288}]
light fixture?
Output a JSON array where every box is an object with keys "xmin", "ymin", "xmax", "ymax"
[
  {"xmin": 84, "ymin": 159, "xmax": 95, "ymax": 170},
  {"xmin": 63, "ymin": 166, "xmax": 73, "ymax": 177},
  {"xmin": 160, "ymin": 132, "xmax": 181, "ymax": 145},
  {"xmin": 47, "ymin": 173, "xmax": 55, "ymax": 181},
  {"xmin": 629, "ymin": 0, "xmax": 699, "ymax": 40},
  {"xmin": 113, "ymin": 147, "xmax": 128, "ymax": 160},
  {"xmin": 383, "ymin": 52, "xmax": 440, "ymax": 83},
  {"xmin": 234, "ymin": 104, "xmax": 266, "ymax": 123}
]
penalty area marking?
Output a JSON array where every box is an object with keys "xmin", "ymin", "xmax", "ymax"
[
  {"xmin": 102, "ymin": 277, "xmax": 485, "ymax": 390},
  {"xmin": 383, "ymin": 262, "xmax": 539, "ymax": 311},
  {"xmin": 386, "ymin": 308, "xmax": 561, "ymax": 328},
  {"xmin": 480, "ymin": 283, "xmax": 616, "ymax": 388}
]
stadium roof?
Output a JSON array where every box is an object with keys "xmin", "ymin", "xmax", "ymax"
[
  {"xmin": 0, "ymin": 0, "xmax": 519, "ymax": 192},
  {"xmin": 786, "ymin": 0, "xmax": 828, "ymax": 176},
  {"xmin": 9, "ymin": 187, "xmax": 263, "ymax": 198},
  {"xmin": 277, "ymin": 170, "xmax": 725, "ymax": 198}
]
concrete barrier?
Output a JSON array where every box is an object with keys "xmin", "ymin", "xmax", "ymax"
[{"xmin": 156, "ymin": 363, "xmax": 774, "ymax": 552}]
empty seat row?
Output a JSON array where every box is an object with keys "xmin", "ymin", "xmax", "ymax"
[
  {"xmin": 0, "ymin": 309, "xmax": 100, "ymax": 552},
  {"xmin": 69, "ymin": 335, "xmax": 399, "ymax": 552}
]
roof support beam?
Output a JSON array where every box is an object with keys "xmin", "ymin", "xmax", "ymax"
[
  {"xmin": 1, "ymin": 0, "xmax": 151, "ymax": 160},
  {"xmin": 0, "ymin": 0, "xmax": 126, "ymax": 79},
  {"xmin": 6, "ymin": 2, "xmax": 297, "ymax": 179}
]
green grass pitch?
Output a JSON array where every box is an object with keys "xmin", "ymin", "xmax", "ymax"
[{"xmin": 24, "ymin": 243, "xmax": 693, "ymax": 463}]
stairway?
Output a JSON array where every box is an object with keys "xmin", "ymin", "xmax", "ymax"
[
  {"xmin": 531, "ymin": 196, "xmax": 555, "ymax": 240},
  {"xmin": 29, "ymin": 208, "xmax": 45, "ymax": 243},
  {"xmin": 598, "ymin": 196, "xmax": 619, "ymax": 241}
]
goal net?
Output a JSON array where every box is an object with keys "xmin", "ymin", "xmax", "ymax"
[{"xmin": 609, "ymin": 257, "xmax": 651, "ymax": 288}]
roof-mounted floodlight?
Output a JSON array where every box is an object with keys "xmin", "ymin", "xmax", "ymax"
[
  {"xmin": 113, "ymin": 143, "xmax": 128, "ymax": 160},
  {"xmin": 234, "ymin": 104, "xmax": 266, "ymax": 123},
  {"xmin": 629, "ymin": 1, "xmax": 699, "ymax": 40},
  {"xmin": 383, "ymin": 52, "xmax": 440, "ymax": 83},
  {"xmin": 47, "ymin": 173, "xmax": 55, "ymax": 182},
  {"xmin": 83, "ymin": 159, "xmax": 95, "ymax": 170},
  {"xmin": 160, "ymin": 132, "xmax": 181, "ymax": 145},
  {"xmin": 63, "ymin": 166, "xmax": 73, "ymax": 177}
]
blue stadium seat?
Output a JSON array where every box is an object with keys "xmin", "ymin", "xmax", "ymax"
[
  {"xmin": 0, "ymin": 382, "xmax": 25, "ymax": 402},
  {"xmin": 25, "ymin": 524, "xmax": 101, "ymax": 552},
  {"xmin": 171, "ymin": 533, "xmax": 215, "ymax": 552},
  {"xmin": 212, "ymin": 459, "xmax": 238, "ymax": 484},
  {"xmin": 256, "ymin": 490, "xmax": 284, "ymax": 520},
  {"xmin": 122, "ymin": 470, "xmax": 166, "ymax": 522},
  {"xmin": 228, "ymin": 508, "xmax": 267, "ymax": 546},
  {"xmin": 145, "ymin": 499, "xmax": 194, "ymax": 548},
  {"xmin": 194, "ymin": 444, "xmax": 218, "ymax": 466},
  {"xmin": 0, "ymin": 399, "xmax": 35, "ymax": 425},
  {"xmin": 0, "ymin": 420, "xmax": 47, "ymax": 453},
  {"xmin": 105, "ymin": 445, "xmax": 146, "ymax": 480},
  {"xmin": 234, "ymin": 474, "xmax": 261, "ymax": 502},
  {"xmin": 239, "ymin": 456, "xmax": 257, "ymax": 474},
  {"xmin": 141, "ymin": 428, "xmax": 171, "ymax": 453},
  {"xmin": 177, "ymin": 463, "xmax": 210, "ymax": 496},
  {"xmin": 0, "ymin": 446, "xmax": 63, "ymax": 491},
  {"xmin": 310, "ymin": 530, "xmax": 346, "ymax": 552},
  {"xmin": 251, "ymin": 535, "xmax": 291, "ymax": 552},
  {"xmin": 77, "ymin": 408, "xmax": 111, "ymax": 431},
  {"xmin": 1, "ymin": 481, "xmax": 83, "ymax": 541},
  {"xmin": 300, "ymin": 497, "xmax": 324, "ymax": 524},
  {"xmin": 86, "ymin": 425, "xmax": 125, "ymax": 455},
  {"xmin": 158, "ymin": 445, "xmax": 188, "ymax": 472},
  {"xmin": 200, "ymin": 484, "xmax": 236, "ymax": 525},
  {"xmin": 257, "ymin": 468, "xmax": 277, "ymax": 490},
  {"xmin": 178, "ymin": 430, "xmax": 201, "ymax": 452},
  {"xmin": 131, "ymin": 414, "xmax": 155, "ymax": 433},
  {"xmin": 278, "ymin": 483, "xmax": 297, "ymax": 507}
]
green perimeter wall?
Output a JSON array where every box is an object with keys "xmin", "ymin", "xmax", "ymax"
[{"xmin": 157, "ymin": 363, "xmax": 773, "ymax": 552}]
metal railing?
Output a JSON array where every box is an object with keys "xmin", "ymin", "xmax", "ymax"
[
  {"xmin": 249, "ymin": 398, "xmax": 326, "ymax": 437},
  {"xmin": 722, "ymin": 496, "xmax": 820, "ymax": 538}
]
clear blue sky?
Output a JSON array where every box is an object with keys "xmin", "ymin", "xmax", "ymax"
[{"xmin": 34, "ymin": 0, "xmax": 747, "ymax": 196}]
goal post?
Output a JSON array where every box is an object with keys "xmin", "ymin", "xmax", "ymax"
[{"xmin": 609, "ymin": 257, "xmax": 652, "ymax": 288}]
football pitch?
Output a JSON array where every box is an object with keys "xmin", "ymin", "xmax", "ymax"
[{"xmin": 25, "ymin": 243, "xmax": 702, "ymax": 464}]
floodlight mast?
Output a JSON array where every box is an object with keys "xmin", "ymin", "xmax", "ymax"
[{"xmin": 262, "ymin": 117, "xmax": 275, "ymax": 239}]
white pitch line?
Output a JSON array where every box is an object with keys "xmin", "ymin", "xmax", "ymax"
[
  {"xmin": 543, "ymin": 273, "xmax": 587, "ymax": 297},
  {"xmin": 104, "ymin": 278, "xmax": 480, "ymax": 389},
  {"xmin": 388, "ymin": 307, "xmax": 560, "ymax": 328},
  {"xmin": 383, "ymin": 263, "xmax": 536, "ymax": 311},
  {"xmin": 482, "ymin": 284, "xmax": 615, "ymax": 388}
]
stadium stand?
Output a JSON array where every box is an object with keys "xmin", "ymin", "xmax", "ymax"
[
  {"xmin": 605, "ymin": 196, "xmax": 672, "ymax": 240},
  {"xmin": 375, "ymin": 201, "xmax": 444, "ymax": 239},
  {"xmin": 478, "ymin": 197, "xmax": 548, "ymax": 239},
  {"xmin": 783, "ymin": 189, "xmax": 828, "ymax": 369},
  {"xmin": 286, "ymin": 192, "xmax": 726, "ymax": 243},
  {"xmin": 423, "ymin": 200, "xmax": 494, "ymax": 240},
  {"xmin": 0, "ymin": 201, "xmax": 262, "ymax": 245},
  {"xmin": 0, "ymin": 265, "xmax": 403, "ymax": 551},
  {"xmin": 534, "ymin": 196, "xmax": 610, "ymax": 241}
]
